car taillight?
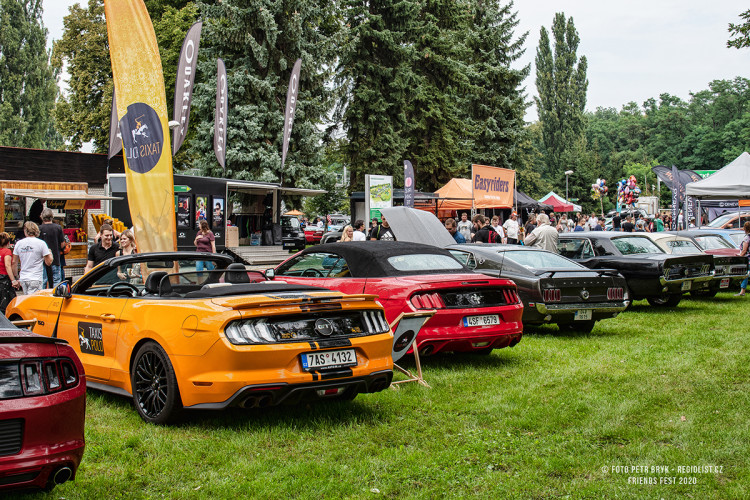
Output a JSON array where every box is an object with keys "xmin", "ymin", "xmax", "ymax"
[
  {"xmin": 607, "ymin": 287, "xmax": 625, "ymax": 300},
  {"xmin": 9, "ymin": 358, "xmax": 80, "ymax": 399},
  {"xmin": 410, "ymin": 292, "xmax": 445, "ymax": 310},
  {"xmin": 502, "ymin": 289, "xmax": 520, "ymax": 304},
  {"xmin": 543, "ymin": 289, "xmax": 561, "ymax": 302}
]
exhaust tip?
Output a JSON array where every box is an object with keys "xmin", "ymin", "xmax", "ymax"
[
  {"xmin": 257, "ymin": 395, "xmax": 272, "ymax": 408},
  {"xmin": 241, "ymin": 396, "xmax": 258, "ymax": 409},
  {"xmin": 53, "ymin": 466, "xmax": 73, "ymax": 485},
  {"xmin": 419, "ymin": 345, "xmax": 434, "ymax": 356}
]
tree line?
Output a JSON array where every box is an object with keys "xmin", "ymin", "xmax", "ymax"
[{"xmin": 1, "ymin": 0, "xmax": 749, "ymax": 215}]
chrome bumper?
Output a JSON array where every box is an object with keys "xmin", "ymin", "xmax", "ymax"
[{"xmin": 534, "ymin": 301, "xmax": 629, "ymax": 315}]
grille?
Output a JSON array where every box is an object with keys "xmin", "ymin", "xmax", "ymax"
[
  {"xmin": 0, "ymin": 419, "xmax": 23, "ymax": 456},
  {"xmin": 440, "ymin": 287, "xmax": 519, "ymax": 308}
]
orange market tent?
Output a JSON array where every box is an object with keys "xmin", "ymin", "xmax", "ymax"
[
  {"xmin": 433, "ymin": 178, "xmax": 474, "ymax": 210},
  {"xmin": 284, "ymin": 209, "xmax": 303, "ymax": 216}
]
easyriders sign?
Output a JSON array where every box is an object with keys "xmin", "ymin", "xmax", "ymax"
[{"xmin": 471, "ymin": 164, "xmax": 514, "ymax": 208}]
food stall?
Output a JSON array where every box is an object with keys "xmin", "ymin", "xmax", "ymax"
[{"xmin": 1, "ymin": 181, "xmax": 122, "ymax": 275}]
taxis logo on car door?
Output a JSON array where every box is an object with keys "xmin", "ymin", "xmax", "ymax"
[{"xmin": 78, "ymin": 322, "xmax": 104, "ymax": 356}]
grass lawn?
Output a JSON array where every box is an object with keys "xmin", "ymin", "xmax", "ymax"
[{"xmin": 12, "ymin": 293, "xmax": 749, "ymax": 499}]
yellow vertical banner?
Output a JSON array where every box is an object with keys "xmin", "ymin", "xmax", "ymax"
[{"xmin": 105, "ymin": 0, "xmax": 176, "ymax": 252}]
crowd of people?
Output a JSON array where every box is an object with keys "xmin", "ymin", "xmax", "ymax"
[{"xmin": 437, "ymin": 209, "xmax": 688, "ymax": 255}]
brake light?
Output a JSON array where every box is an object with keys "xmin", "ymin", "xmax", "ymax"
[
  {"xmin": 502, "ymin": 289, "xmax": 520, "ymax": 304},
  {"xmin": 16, "ymin": 358, "xmax": 79, "ymax": 398},
  {"xmin": 543, "ymin": 289, "xmax": 561, "ymax": 302},
  {"xmin": 410, "ymin": 292, "xmax": 445, "ymax": 310},
  {"xmin": 607, "ymin": 287, "xmax": 624, "ymax": 300}
]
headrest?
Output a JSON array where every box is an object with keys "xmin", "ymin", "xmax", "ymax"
[
  {"xmin": 144, "ymin": 271, "xmax": 168, "ymax": 295},
  {"xmin": 225, "ymin": 263, "xmax": 250, "ymax": 284}
]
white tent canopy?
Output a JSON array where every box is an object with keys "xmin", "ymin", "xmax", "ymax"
[{"xmin": 685, "ymin": 152, "xmax": 750, "ymax": 200}]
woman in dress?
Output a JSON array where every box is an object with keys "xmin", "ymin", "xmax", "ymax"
[
  {"xmin": 194, "ymin": 219, "xmax": 216, "ymax": 273},
  {"xmin": 339, "ymin": 225, "xmax": 354, "ymax": 242},
  {"xmin": 0, "ymin": 232, "xmax": 17, "ymax": 313}
]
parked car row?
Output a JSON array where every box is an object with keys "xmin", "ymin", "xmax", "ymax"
[{"xmin": 2, "ymin": 208, "xmax": 745, "ymax": 493}]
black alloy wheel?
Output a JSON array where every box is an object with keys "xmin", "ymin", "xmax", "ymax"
[
  {"xmin": 131, "ymin": 342, "xmax": 182, "ymax": 424},
  {"xmin": 647, "ymin": 294, "xmax": 682, "ymax": 307}
]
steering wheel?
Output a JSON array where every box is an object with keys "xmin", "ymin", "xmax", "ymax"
[
  {"xmin": 302, "ymin": 268, "xmax": 324, "ymax": 277},
  {"xmin": 106, "ymin": 281, "xmax": 140, "ymax": 297}
]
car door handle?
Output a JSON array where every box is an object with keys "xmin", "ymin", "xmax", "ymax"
[{"xmin": 100, "ymin": 314, "xmax": 116, "ymax": 322}]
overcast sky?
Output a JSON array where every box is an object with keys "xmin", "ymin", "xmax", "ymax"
[{"xmin": 43, "ymin": 0, "xmax": 749, "ymax": 122}]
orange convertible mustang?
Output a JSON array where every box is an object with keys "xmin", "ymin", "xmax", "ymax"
[{"xmin": 6, "ymin": 253, "xmax": 393, "ymax": 424}]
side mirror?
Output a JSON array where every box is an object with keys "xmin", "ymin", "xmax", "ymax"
[
  {"xmin": 264, "ymin": 268, "xmax": 275, "ymax": 280},
  {"xmin": 53, "ymin": 281, "xmax": 72, "ymax": 299}
]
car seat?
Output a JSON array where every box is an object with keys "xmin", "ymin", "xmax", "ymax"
[
  {"xmin": 225, "ymin": 263, "xmax": 251, "ymax": 284},
  {"xmin": 144, "ymin": 271, "xmax": 170, "ymax": 295}
]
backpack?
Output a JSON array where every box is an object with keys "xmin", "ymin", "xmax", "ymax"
[{"xmin": 488, "ymin": 229, "xmax": 501, "ymax": 244}]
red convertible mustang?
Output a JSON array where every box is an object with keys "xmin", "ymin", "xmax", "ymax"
[
  {"xmin": 269, "ymin": 241, "xmax": 524, "ymax": 355},
  {"xmin": 0, "ymin": 316, "xmax": 85, "ymax": 492}
]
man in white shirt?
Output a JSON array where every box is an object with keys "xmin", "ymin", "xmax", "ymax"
[
  {"xmin": 502, "ymin": 212, "xmax": 520, "ymax": 244},
  {"xmin": 456, "ymin": 212, "xmax": 472, "ymax": 242},
  {"xmin": 523, "ymin": 213, "xmax": 559, "ymax": 253},
  {"xmin": 12, "ymin": 221, "xmax": 53, "ymax": 295},
  {"xmin": 352, "ymin": 220, "xmax": 367, "ymax": 241}
]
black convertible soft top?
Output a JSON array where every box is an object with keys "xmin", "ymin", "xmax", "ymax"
[{"xmin": 294, "ymin": 241, "xmax": 470, "ymax": 277}]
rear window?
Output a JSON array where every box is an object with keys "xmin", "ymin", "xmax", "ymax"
[
  {"xmin": 612, "ymin": 237, "xmax": 663, "ymax": 255},
  {"xmin": 387, "ymin": 254, "xmax": 463, "ymax": 272},
  {"xmin": 502, "ymin": 250, "xmax": 584, "ymax": 270},
  {"xmin": 694, "ymin": 235, "xmax": 731, "ymax": 250},
  {"xmin": 664, "ymin": 240, "xmax": 702, "ymax": 255}
]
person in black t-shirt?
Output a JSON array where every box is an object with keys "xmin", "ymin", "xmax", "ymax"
[
  {"xmin": 612, "ymin": 213, "xmax": 622, "ymax": 231},
  {"xmin": 85, "ymin": 224, "xmax": 120, "ymax": 273},
  {"xmin": 39, "ymin": 209, "xmax": 64, "ymax": 288},
  {"xmin": 375, "ymin": 216, "xmax": 395, "ymax": 241},
  {"xmin": 621, "ymin": 215, "xmax": 635, "ymax": 233}
]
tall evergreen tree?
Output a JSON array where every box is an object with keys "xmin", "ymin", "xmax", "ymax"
[
  {"xmin": 534, "ymin": 12, "xmax": 588, "ymax": 184},
  {"xmin": 403, "ymin": 0, "xmax": 472, "ymax": 191},
  {"xmin": 0, "ymin": 0, "xmax": 58, "ymax": 148},
  {"xmin": 189, "ymin": 0, "xmax": 340, "ymax": 186},
  {"xmin": 462, "ymin": 0, "xmax": 528, "ymax": 174},
  {"xmin": 337, "ymin": 0, "xmax": 418, "ymax": 192}
]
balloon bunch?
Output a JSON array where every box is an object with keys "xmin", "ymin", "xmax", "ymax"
[
  {"xmin": 591, "ymin": 178, "xmax": 608, "ymax": 200},
  {"xmin": 616, "ymin": 175, "xmax": 641, "ymax": 207}
]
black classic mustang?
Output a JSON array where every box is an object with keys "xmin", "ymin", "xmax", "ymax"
[
  {"xmin": 557, "ymin": 232, "xmax": 714, "ymax": 307},
  {"xmin": 449, "ymin": 244, "xmax": 629, "ymax": 333}
]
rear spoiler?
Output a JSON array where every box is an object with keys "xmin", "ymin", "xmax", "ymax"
[{"xmin": 533, "ymin": 268, "xmax": 621, "ymax": 278}]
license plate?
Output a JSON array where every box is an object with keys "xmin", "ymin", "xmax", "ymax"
[
  {"xmin": 720, "ymin": 278, "xmax": 730, "ymax": 288},
  {"xmin": 681, "ymin": 281, "xmax": 692, "ymax": 291},
  {"xmin": 301, "ymin": 349, "xmax": 356, "ymax": 371},
  {"xmin": 574, "ymin": 309, "xmax": 592, "ymax": 321},
  {"xmin": 463, "ymin": 314, "xmax": 500, "ymax": 327}
]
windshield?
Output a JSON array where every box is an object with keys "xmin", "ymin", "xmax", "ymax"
[
  {"xmin": 387, "ymin": 254, "xmax": 463, "ymax": 272},
  {"xmin": 612, "ymin": 236, "xmax": 663, "ymax": 255},
  {"xmin": 693, "ymin": 235, "xmax": 732, "ymax": 250},
  {"xmin": 662, "ymin": 240, "xmax": 702, "ymax": 255},
  {"xmin": 500, "ymin": 250, "xmax": 584, "ymax": 270},
  {"xmin": 281, "ymin": 217, "xmax": 301, "ymax": 230},
  {"xmin": 707, "ymin": 213, "xmax": 750, "ymax": 228}
]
